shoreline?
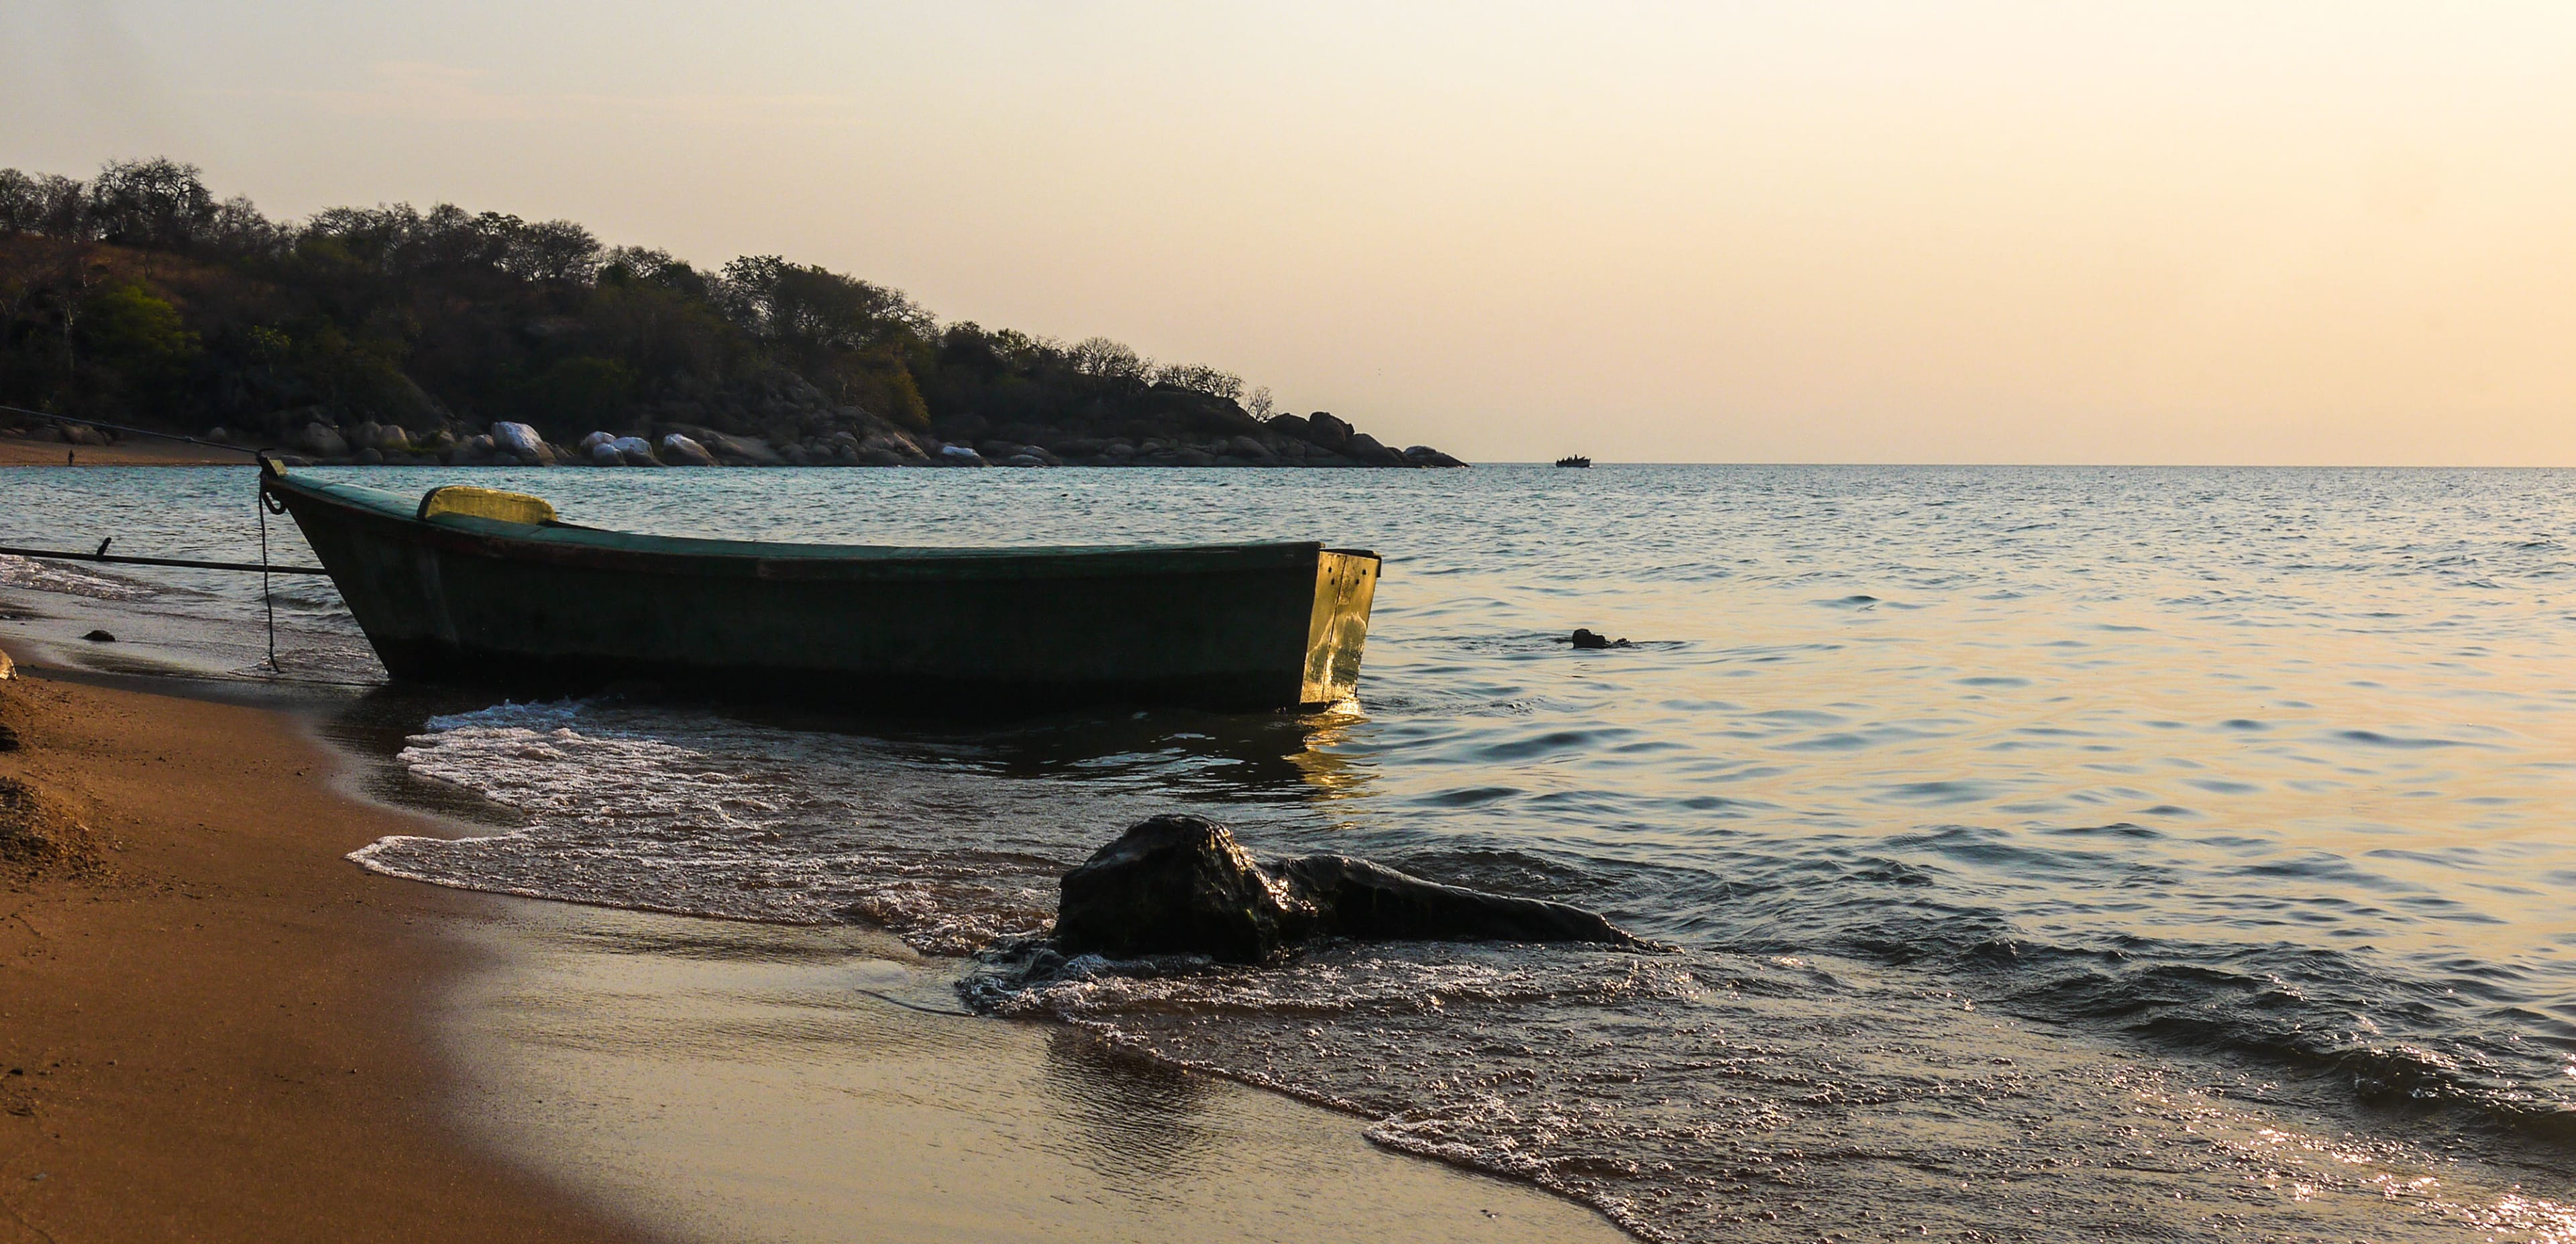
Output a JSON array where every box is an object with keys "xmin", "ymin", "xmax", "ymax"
[
  {"xmin": 0, "ymin": 437, "xmax": 248, "ymax": 467},
  {"xmin": 0, "ymin": 648, "xmax": 1626, "ymax": 1243}
]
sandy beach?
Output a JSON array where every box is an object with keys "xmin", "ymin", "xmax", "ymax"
[
  {"xmin": 0, "ymin": 647, "xmax": 1625, "ymax": 1243},
  {"xmin": 0, "ymin": 434, "xmax": 244, "ymax": 467},
  {"xmin": 0, "ymin": 657, "xmax": 648, "ymax": 1242}
]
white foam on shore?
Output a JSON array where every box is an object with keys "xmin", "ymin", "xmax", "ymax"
[
  {"xmin": 0, "ymin": 553, "xmax": 158, "ymax": 600},
  {"xmin": 354, "ymin": 701, "xmax": 2576, "ymax": 1244},
  {"xmin": 350, "ymin": 700, "xmax": 1079, "ymax": 952}
]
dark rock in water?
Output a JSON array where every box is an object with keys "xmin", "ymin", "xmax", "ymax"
[
  {"xmin": 1055, "ymin": 815, "xmax": 1309, "ymax": 962},
  {"xmin": 1568, "ymin": 628, "xmax": 1634, "ymax": 650},
  {"xmin": 81, "ymin": 630, "xmax": 115, "ymax": 643},
  {"xmin": 1051, "ymin": 814, "xmax": 1635, "ymax": 964},
  {"xmin": 1273, "ymin": 854, "xmax": 1633, "ymax": 946}
]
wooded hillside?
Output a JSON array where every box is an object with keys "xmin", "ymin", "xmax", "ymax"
[{"xmin": 0, "ymin": 160, "xmax": 1460, "ymax": 468}]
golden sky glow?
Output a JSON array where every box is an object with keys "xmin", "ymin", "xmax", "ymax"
[{"xmin": 7, "ymin": 2, "xmax": 2574, "ymax": 463}]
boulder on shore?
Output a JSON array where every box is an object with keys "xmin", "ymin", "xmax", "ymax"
[
  {"xmin": 1050, "ymin": 815, "xmax": 1636, "ymax": 964},
  {"xmin": 609, "ymin": 435, "xmax": 661, "ymax": 466},
  {"xmin": 659, "ymin": 433, "xmax": 719, "ymax": 467},
  {"xmin": 490, "ymin": 421, "xmax": 554, "ymax": 465},
  {"xmin": 301, "ymin": 422, "xmax": 348, "ymax": 457}
]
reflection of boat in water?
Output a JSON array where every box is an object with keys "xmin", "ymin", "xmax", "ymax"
[
  {"xmin": 262, "ymin": 468, "xmax": 1381, "ymax": 713},
  {"xmin": 1554, "ymin": 455, "xmax": 1592, "ymax": 468}
]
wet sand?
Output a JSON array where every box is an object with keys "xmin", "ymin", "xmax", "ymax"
[
  {"xmin": 0, "ymin": 651, "xmax": 1626, "ymax": 1243},
  {"xmin": 443, "ymin": 901, "xmax": 1627, "ymax": 1243}
]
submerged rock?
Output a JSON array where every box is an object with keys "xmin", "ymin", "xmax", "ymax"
[
  {"xmin": 1568, "ymin": 628, "xmax": 1633, "ymax": 650},
  {"xmin": 81, "ymin": 630, "xmax": 115, "ymax": 643},
  {"xmin": 1049, "ymin": 815, "xmax": 1635, "ymax": 964}
]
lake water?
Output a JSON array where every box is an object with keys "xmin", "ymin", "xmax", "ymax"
[{"xmin": 6, "ymin": 463, "xmax": 2575, "ymax": 1241}]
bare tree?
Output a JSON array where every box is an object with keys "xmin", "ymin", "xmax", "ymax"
[
  {"xmin": 86, "ymin": 158, "xmax": 217, "ymax": 249},
  {"xmin": 1071, "ymin": 336, "xmax": 1152, "ymax": 382},
  {"xmin": 508, "ymin": 219, "xmax": 603, "ymax": 284},
  {"xmin": 1153, "ymin": 361, "xmax": 1244, "ymax": 402}
]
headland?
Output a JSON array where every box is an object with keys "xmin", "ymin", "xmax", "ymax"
[{"xmin": 0, "ymin": 160, "xmax": 1464, "ymax": 471}]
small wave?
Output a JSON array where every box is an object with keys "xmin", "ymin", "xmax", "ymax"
[
  {"xmin": 0, "ymin": 553, "xmax": 157, "ymax": 600},
  {"xmin": 2333, "ymin": 729, "xmax": 2483, "ymax": 750}
]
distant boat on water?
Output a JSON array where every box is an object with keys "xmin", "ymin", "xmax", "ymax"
[{"xmin": 1554, "ymin": 455, "xmax": 1592, "ymax": 468}]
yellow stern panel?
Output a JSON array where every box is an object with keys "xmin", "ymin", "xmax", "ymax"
[{"xmin": 1301, "ymin": 550, "xmax": 1380, "ymax": 705}]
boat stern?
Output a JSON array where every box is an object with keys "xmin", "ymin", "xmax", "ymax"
[{"xmin": 1299, "ymin": 550, "xmax": 1379, "ymax": 706}]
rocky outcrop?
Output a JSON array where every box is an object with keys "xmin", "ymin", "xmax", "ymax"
[
  {"xmin": 1047, "ymin": 815, "xmax": 1635, "ymax": 964},
  {"xmin": 1303, "ymin": 412, "xmax": 1355, "ymax": 451}
]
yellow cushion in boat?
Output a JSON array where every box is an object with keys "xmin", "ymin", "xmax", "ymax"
[{"xmin": 417, "ymin": 485, "xmax": 557, "ymax": 526}]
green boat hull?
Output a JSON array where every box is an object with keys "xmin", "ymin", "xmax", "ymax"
[{"xmin": 263, "ymin": 473, "xmax": 1379, "ymax": 713}]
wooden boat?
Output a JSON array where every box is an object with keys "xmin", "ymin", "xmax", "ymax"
[
  {"xmin": 1554, "ymin": 455, "xmax": 1591, "ymax": 468},
  {"xmin": 260, "ymin": 467, "xmax": 1379, "ymax": 712}
]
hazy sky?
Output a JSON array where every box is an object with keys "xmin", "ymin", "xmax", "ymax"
[{"xmin": 7, "ymin": 2, "xmax": 2573, "ymax": 463}]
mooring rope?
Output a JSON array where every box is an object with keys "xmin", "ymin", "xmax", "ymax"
[
  {"xmin": 0, "ymin": 544, "xmax": 328, "ymax": 575},
  {"xmin": 258, "ymin": 487, "xmax": 278, "ymax": 671},
  {"xmin": 0, "ymin": 405, "xmax": 331, "ymax": 671}
]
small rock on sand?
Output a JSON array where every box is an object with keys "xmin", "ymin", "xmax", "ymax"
[{"xmin": 82, "ymin": 630, "xmax": 115, "ymax": 643}]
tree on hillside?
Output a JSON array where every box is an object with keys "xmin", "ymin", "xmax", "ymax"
[
  {"xmin": 717, "ymin": 256, "xmax": 932, "ymax": 353},
  {"xmin": 85, "ymin": 158, "xmax": 219, "ymax": 250},
  {"xmin": 1069, "ymin": 336, "xmax": 1150, "ymax": 384}
]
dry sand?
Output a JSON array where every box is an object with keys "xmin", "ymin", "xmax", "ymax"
[{"xmin": 0, "ymin": 650, "xmax": 1627, "ymax": 1243}]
